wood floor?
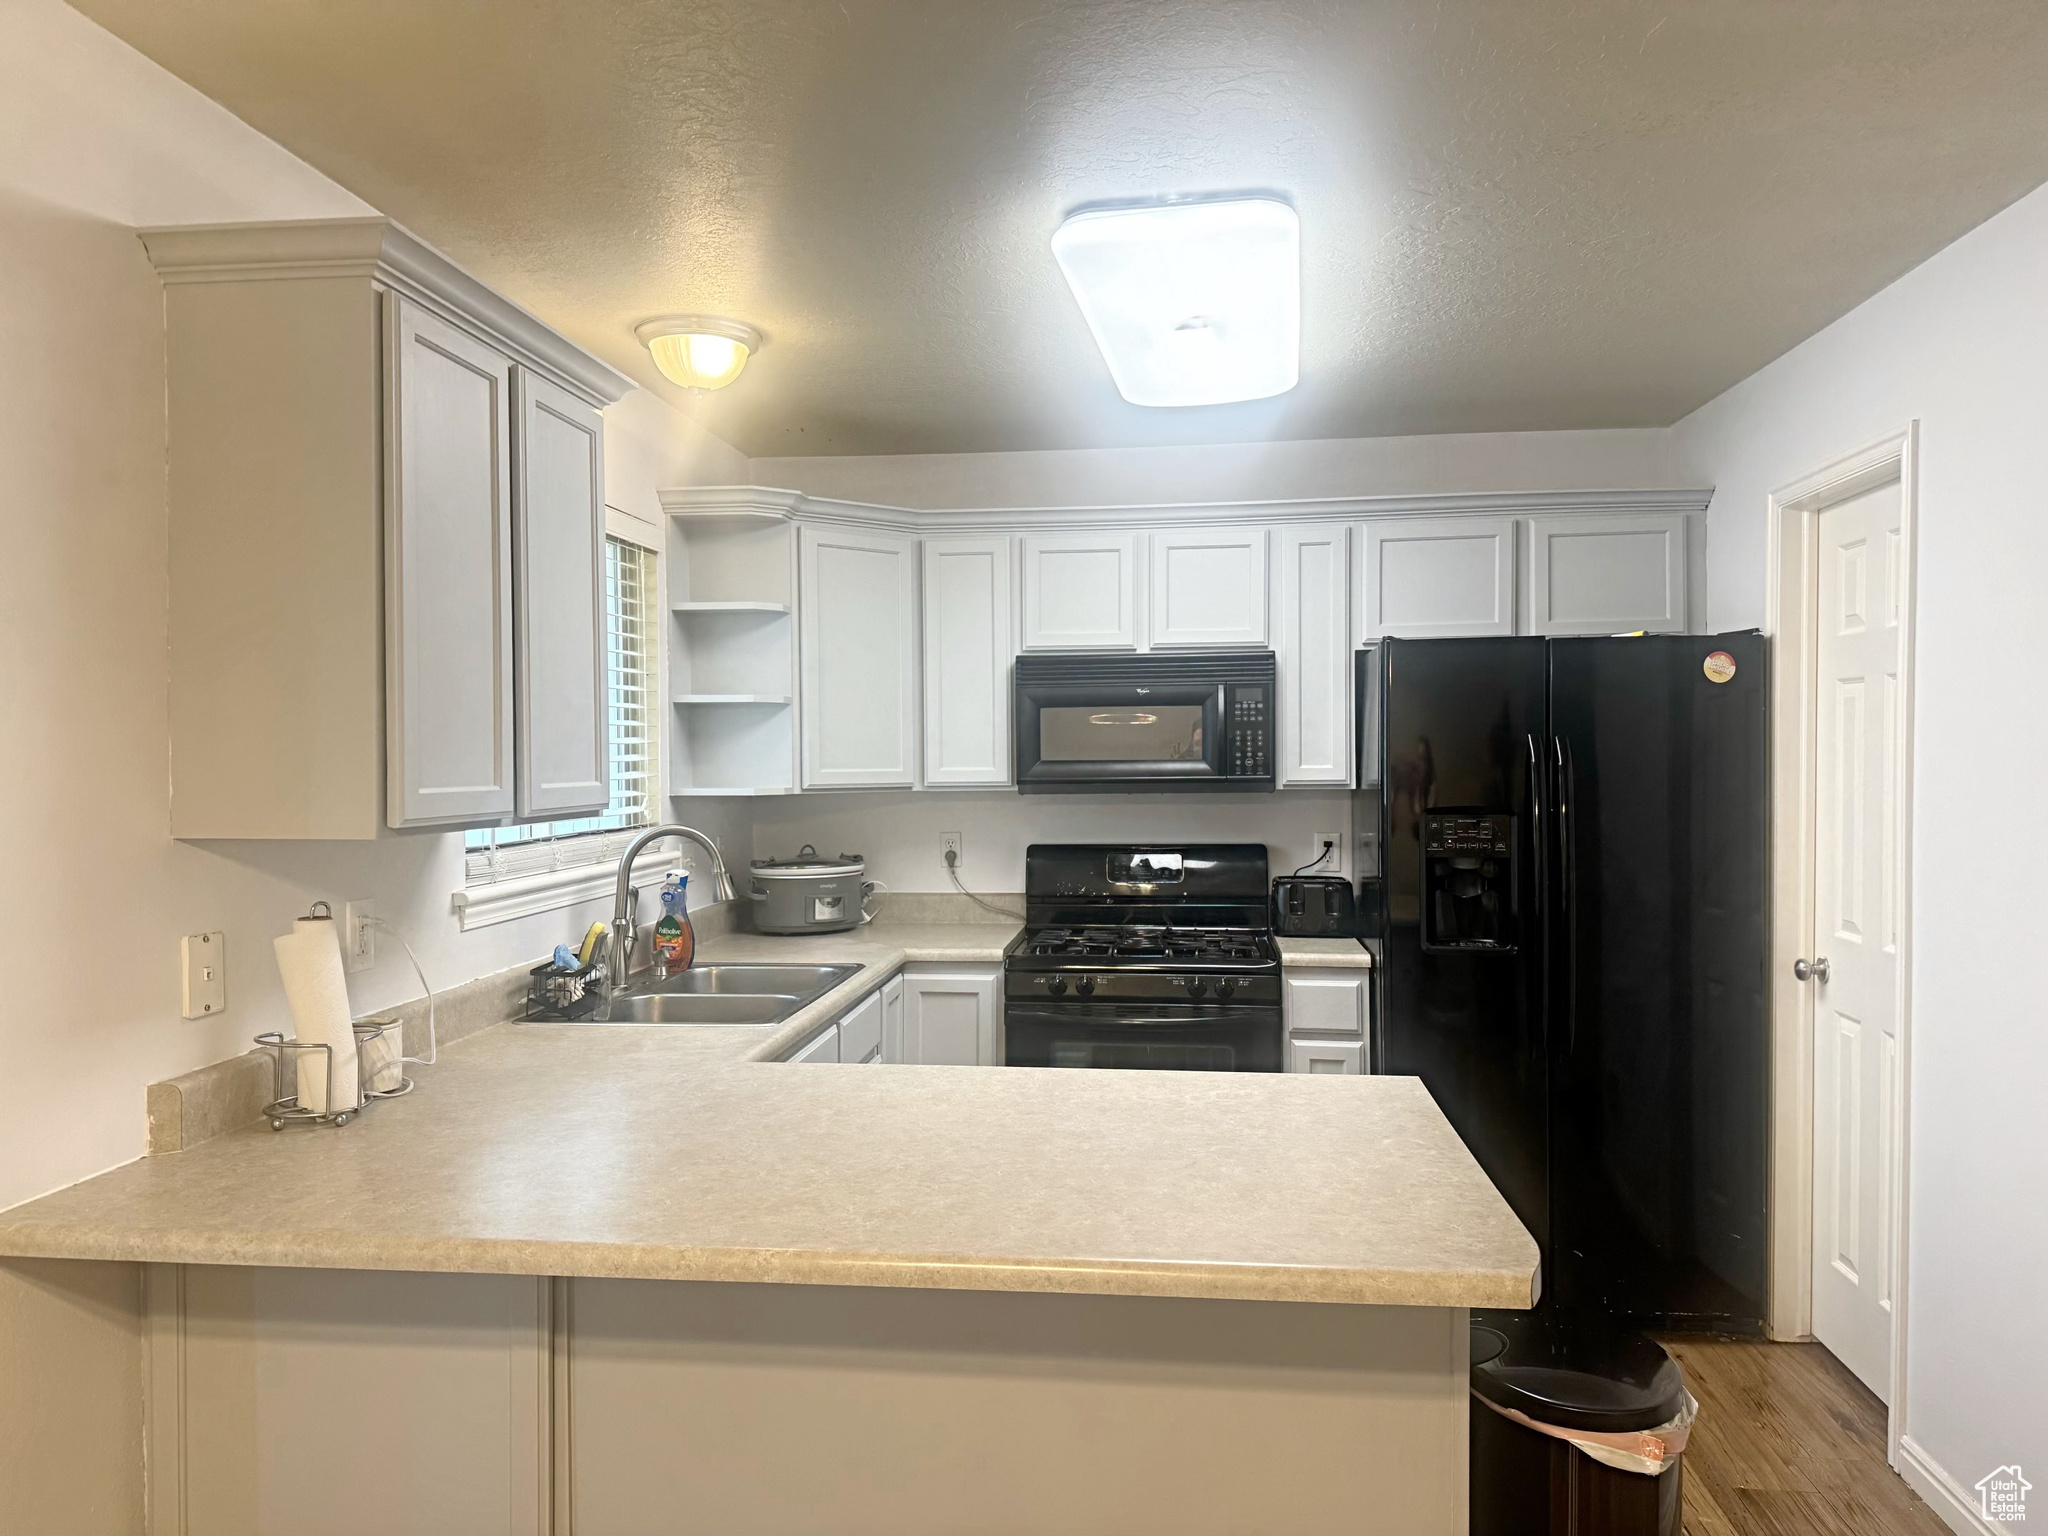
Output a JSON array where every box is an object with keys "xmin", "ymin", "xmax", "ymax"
[{"xmin": 1655, "ymin": 1335, "xmax": 1950, "ymax": 1536}]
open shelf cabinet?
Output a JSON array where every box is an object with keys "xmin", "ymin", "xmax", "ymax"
[{"xmin": 664, "ymin": 514, "xmax": 799, "ymax": 796}]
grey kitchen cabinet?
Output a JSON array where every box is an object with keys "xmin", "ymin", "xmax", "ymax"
[
  {"xmin": 1288, "ymin": 1036, "xmax": 1365, "ymax": 1075},
  {"xmin": 1019, "ymin": 531, "xmax": 1138, "ymax": 650},
  {"xmin": 1146, "ymin": 527, "xmax": 1268, "ymax": 647},
  {"xmin": 897, "ymin": 966, "xmax": 1002, "ymax": 1066},
  {"xmin": 921, "ymin": 535, "xmax": 1014, "ymax": 785},
  {"xmin": 1356, "ymin": 516, "xmax": 1516, "ymax": 640},
  {"xmin": 838, "ymin": 989, "xmax": 885, "ymax": 1064},
  {"xmin": 786, "ymin": 1020, "xmax": 842, "ymax": 1063},
  {"xmin": 1524, "ymin": 512, "xmax": 1687, "ymax": 635},
  {"xmin": 510, "ymin": 367, "xmax": 609, "ymax": 817},
  {"xmin": 882, "ymin": 974, "xmax": 906, "ymax": 1062},
  {"xmin": 800, "ymin": 524, "xmax": 918, "ymax": 788},
  {"xmin": 143, "ymin": 218, "xmax": 632, "ymax": 838},
  {"xmin": 384, "ymin": 294, "xmax": 518, "ymax": 827},
  {"xmin": 1274, "ymin": 524, "xmax": 1352, "ymax": 784}
]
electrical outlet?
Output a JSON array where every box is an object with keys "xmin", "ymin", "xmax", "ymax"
[
  {"xmin": 181, "ymin": 932, "xmax": 226, "ymax": 1019},
  {"xmin": 1310, "ymin": 831, "xmax": 1344, "ymax": 876},
  {"xmin": 940, "ymin": 831, "xmax": 963, "ymax": 868},
  {"xmin": 343, "ymin": 899, "xmax": 376, "ymax": 973}
]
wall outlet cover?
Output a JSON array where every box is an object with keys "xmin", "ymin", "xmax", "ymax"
[
  {"xmin": 181, "ymin": 931, "xmax": 226, "ymax": 1019},
  {"xmin": 1310, "ymin": 831, "xmax": 1344, "ymax": 877},
  {"xmin": 343, "ymin": 900, "xmax": 376, "ymax": 973},
  {"xmin": 941, "ymin": 831, "xmax": 963, "ymax": 867}
]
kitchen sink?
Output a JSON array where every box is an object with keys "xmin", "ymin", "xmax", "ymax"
[
  {"xmin": 535, "ymin": 962, "xmax": 860, "ymax": 1026},
  {"xmin": 639, "ymin": 964, "xmax": 857, "ymax": 997},
  {"xmin": 602, "ymin": 993, "xmax": 803, "ymax": 1025}
]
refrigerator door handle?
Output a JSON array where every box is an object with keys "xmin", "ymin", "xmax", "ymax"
[{"xmin": 1555, "ymin": 735, "xmax": 1579, "ymax": 1060}]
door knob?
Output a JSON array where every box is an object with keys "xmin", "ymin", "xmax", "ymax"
[{"xmin": 1794, "ymin": 957, "xmax": 1830, "ymax": 984}]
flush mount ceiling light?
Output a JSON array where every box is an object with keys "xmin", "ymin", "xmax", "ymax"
[
  {"xmin": 634, "ymin": 315, "xmax": 762, "ymax": 391},
  {"xmin": 1050, "ymin": 196, "xmax": 1299, "ymax": 408}
]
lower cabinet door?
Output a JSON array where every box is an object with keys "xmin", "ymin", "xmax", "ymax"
[
  {"xmin": 1288, "ymin": 1036, "xmax": 1364, "ymax": 1075},
  {"xmin": 838, "ymin": 991, "xmax": 884, "ymax": 1064},
  {"xmin": 1283, "ymin": 971, "xmax": 1369, "ymax": 1036},
  {"xmin": 786, "ymin": 1021, "xmax": 841, "ymax": 1063},
  {"xmin": 881, "ymin": 974, "xmax": 905, "ymax": 1062},
  {"xmin": 899, "ymin": 969, "xmax": 1000, "ymax": 1065}
]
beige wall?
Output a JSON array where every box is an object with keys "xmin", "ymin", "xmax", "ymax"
[{"xmin": 0, "ymin": 0, "xmax": 749, "ymax": 1213}]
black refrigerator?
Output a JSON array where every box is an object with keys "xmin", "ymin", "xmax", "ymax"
[{"xmin": 1356, "ymin": 632, "xmax": 1769, "ymax": 1334}]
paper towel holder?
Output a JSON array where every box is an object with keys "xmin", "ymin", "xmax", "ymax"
[{"xmin": 254, "ymin": 1019, "xmax": 413, "ymax": 1130}]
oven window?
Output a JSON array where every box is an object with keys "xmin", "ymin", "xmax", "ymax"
[
  {"xmin": 1049, "ymin": 1039, "xmax": 1238, "ymax": 1070},
  {"xmin": 1039, "ymin": 705, "xmax": 1205, "ymax": 762}
]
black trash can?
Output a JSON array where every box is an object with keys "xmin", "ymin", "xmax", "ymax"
[{"xmin": 1470, "ymin": 1321, "xmax": 1689, "ymax": 1536}]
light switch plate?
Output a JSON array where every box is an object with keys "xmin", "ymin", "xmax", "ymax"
[{"xmin": 181, "ymin": 931, "xmax": 226, "ymax": 1019}]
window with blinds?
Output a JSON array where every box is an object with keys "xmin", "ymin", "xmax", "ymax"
[{"xmin": 463, "ymin": 536, "xmax": 661, "ymax": 883}]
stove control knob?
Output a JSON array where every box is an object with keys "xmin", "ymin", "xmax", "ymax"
[
  {"xmin": 1214, "ymin": 979, "xmax": 1237, "ymax": 1000},
  {"xmin": 1076, "ymin": 975, "xmax": 1096, "ymax": 997},
  {"xmin": 1185, "ymin": 976, "xmax": 1208, "ymax": 998},
  {"xmin": 1046, "ymin": 975, "xmax": 1068, "ymax": 996}
]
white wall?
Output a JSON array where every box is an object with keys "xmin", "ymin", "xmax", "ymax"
[
  {"xmin": 753, "ymin": 789, "xmax": 1353, "ymax": 899},
  {"xmin": 1673, "ymin": 178, "xmax": 2048, "ymax": 1524},
  {"xmin": 749, "ymin": 427, "xmax": 1690, "ymax": 510},
  {"xmin": 0, "ymin": 0, "xmax": 748, "ymax": 1211}
]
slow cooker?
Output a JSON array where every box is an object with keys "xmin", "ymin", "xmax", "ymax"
[{"xmin": 748, "ymin": 845, "xmax": 876, "ymax": 934}]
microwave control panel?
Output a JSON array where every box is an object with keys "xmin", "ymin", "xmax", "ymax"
[{"xmin": 1226, "ymin": 685, "xmax": 1270, "ymax": 778}]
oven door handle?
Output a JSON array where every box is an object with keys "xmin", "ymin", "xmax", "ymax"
[{"xmin": 1005, "ymin": 1005, "xmax": 1275, "ymax": 1030}]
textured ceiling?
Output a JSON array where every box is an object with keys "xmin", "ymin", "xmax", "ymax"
[{"xmin": 73, "ymin": 0, "xmax": 2048, "ymax": 457}]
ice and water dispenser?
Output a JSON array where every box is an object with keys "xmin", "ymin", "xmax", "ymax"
[{"xmin": 1419, "ymin": 813, "xmax": 1517, "ymax": 952}]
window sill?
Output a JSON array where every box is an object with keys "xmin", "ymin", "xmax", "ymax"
[{"xmin": 451, "ymin": 852, "xmax": 680, "ymax": 931}]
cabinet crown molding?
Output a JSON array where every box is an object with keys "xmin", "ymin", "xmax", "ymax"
[
  {"xmin": 139, "ymin": 216, "xmax": 635, "ymax": 407},
  {"xmin": 660, "ymin": 483, "xmax": 1712, "ymax": 534}
]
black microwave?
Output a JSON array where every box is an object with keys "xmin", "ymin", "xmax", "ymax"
[{"xmin": 1014, "ymin": 651, "xmax": 1276, "ymax": 793}]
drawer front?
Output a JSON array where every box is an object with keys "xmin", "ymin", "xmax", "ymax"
[{"xmin": 1283, "ymin": 973, "xmax": 1368, "ymax": 1037}]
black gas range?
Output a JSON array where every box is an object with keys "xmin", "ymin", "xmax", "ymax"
[{"xmin": 1002, "ymin": 844, "xmax": 1282, "ymax": 1072}]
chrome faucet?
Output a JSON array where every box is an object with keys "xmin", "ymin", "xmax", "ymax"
[{"xmin": 605, "ymin": 825, "xmax": 735, "ymax": 1001}]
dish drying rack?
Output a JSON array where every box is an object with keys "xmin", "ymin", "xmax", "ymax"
[{"xmin": 255, "ymin": 1020, "xmax": 413, "ymax": 1130}]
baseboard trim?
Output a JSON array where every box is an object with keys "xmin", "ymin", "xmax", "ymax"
[{"xmin": 1897, "ymin": 1433, "xmax": 2002, "ymax": 1536}]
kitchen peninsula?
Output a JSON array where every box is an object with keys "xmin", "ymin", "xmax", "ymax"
[{"xmin": 0, "ymin": 924, "xmax": 1534, "ymax": 1536}]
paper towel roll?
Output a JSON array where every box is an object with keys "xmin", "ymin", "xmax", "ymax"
[{"xmin": 273, "ymin": 916, "xmax": 360, "ymax": 1114}]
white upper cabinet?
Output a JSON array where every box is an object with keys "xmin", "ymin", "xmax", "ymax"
[
  {"xmin": 1357, "ymin": 516, "xmax": 1516, "ymax": 640},
  {"xmin": 511, "ymin": 367, "xmax": 608, "ymax": 818},
  {"xmin": 922, "ymin": 536, "xmax": 1014, "ymax": 786},
  {"xmin": 1146, "ymin": 527, "xmax": 1269, "ymax": 648},
  {"xmin": 801, "ymin": 525, "xmax": 917, "ymax": 788},
  {"xmin": 1525, "ymin": 513, "xmax": 1687, "ymax": 635},
  {"xmin": 384, "ymin": 295, "xmax": 517, "ymax": 828},
  {"xmin": 1275, "ymin": 525, "xmax": 1351, "ymax": 784},
  {"xmin": 1019, "ymin": 532, "xmax": 1137, "ymax": 650},
  {"xmin": 145, "ymin": 219, "xmax": 632, "ymax": 839}
]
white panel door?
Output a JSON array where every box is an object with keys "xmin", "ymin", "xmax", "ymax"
[
  {"xmin": 838, "ymin": 990, "xmax": 884, "ymax": 1064},
  {"xmin": 881, "ymin": 974, "xmax": 906, "ymax": 1063},
  {"xmin": 1283, "ymin": 972, "xmax": 1369, "ymax": 1038},
  {"xmin": 1287, "ymin": 1037, "xmax": 1363, "ymax": 1075},
  {"xmin": 1526, "ymin": 513, "xmax": 1687, "ymax": 636},
  {"xmin": 1019, "ymin": 532, "xmax": 1136, "ymax": 650},
  {"xmin": 1356, "ymin": 516, "xmax": 1515, "ymax": 640},
  {"xmin": 511, "ymin": 367, "xmax": 608, "ymax": 818},
  {"xmin": 1275, "ymin": 525, "xmax": 1351, "ymax": 783},
  {"xmin": 800, "ymin": 525, "xmax": 916, "ymax": 787},
  {"xmin": 1147, "ymin": 528, "xmax": 1268, "ymax": 647},
  {"xmin": 922, "ymin": 537, "xmax": 1014, "ymax": 785},
  {"xmin": 1809, "ymin": 481, "xmax": 1903, "ymax": 1402},
  {"xmin": 787, "ymin": 1022, "xmax": 841, "ymax": 1063},
  {"xmin": 384, "ymin": 294, "xmax": 516, "ymax": 827},
  {"xmin": 899, "ymin": 970, "xmax": 1000, "ymax": 1065}
]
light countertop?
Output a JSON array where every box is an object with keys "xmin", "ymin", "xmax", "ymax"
[
  {"xmin": 1275, "ymin": 936, "xmax": 1374, "ymax": 968},
  {"xmin": 0, "ymin": 922, "xmax": 1534, "ymax": 1310}
]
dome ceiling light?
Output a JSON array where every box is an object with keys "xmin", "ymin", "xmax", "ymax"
[
  {"xmin": 1050, "ymin": 197, "xmax": 1300, "ymax": 408},
  {"xmin": 634, "ymin": 315, "xmax": 762, "ymax": 391}
]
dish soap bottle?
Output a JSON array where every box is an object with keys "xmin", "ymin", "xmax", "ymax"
[{"xmin": 652, "ymin": 873, "xmax": 694, "ymax": 976}]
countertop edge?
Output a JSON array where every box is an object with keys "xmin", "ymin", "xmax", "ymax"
[{"xmin": 0, "ymin": 1223, "xmax": 1535, "ymax": 1309}]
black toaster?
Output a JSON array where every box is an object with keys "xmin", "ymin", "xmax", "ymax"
[{"xmin": 1271, "ymin": 876, "xmax": 1364, "ymax": 937}]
